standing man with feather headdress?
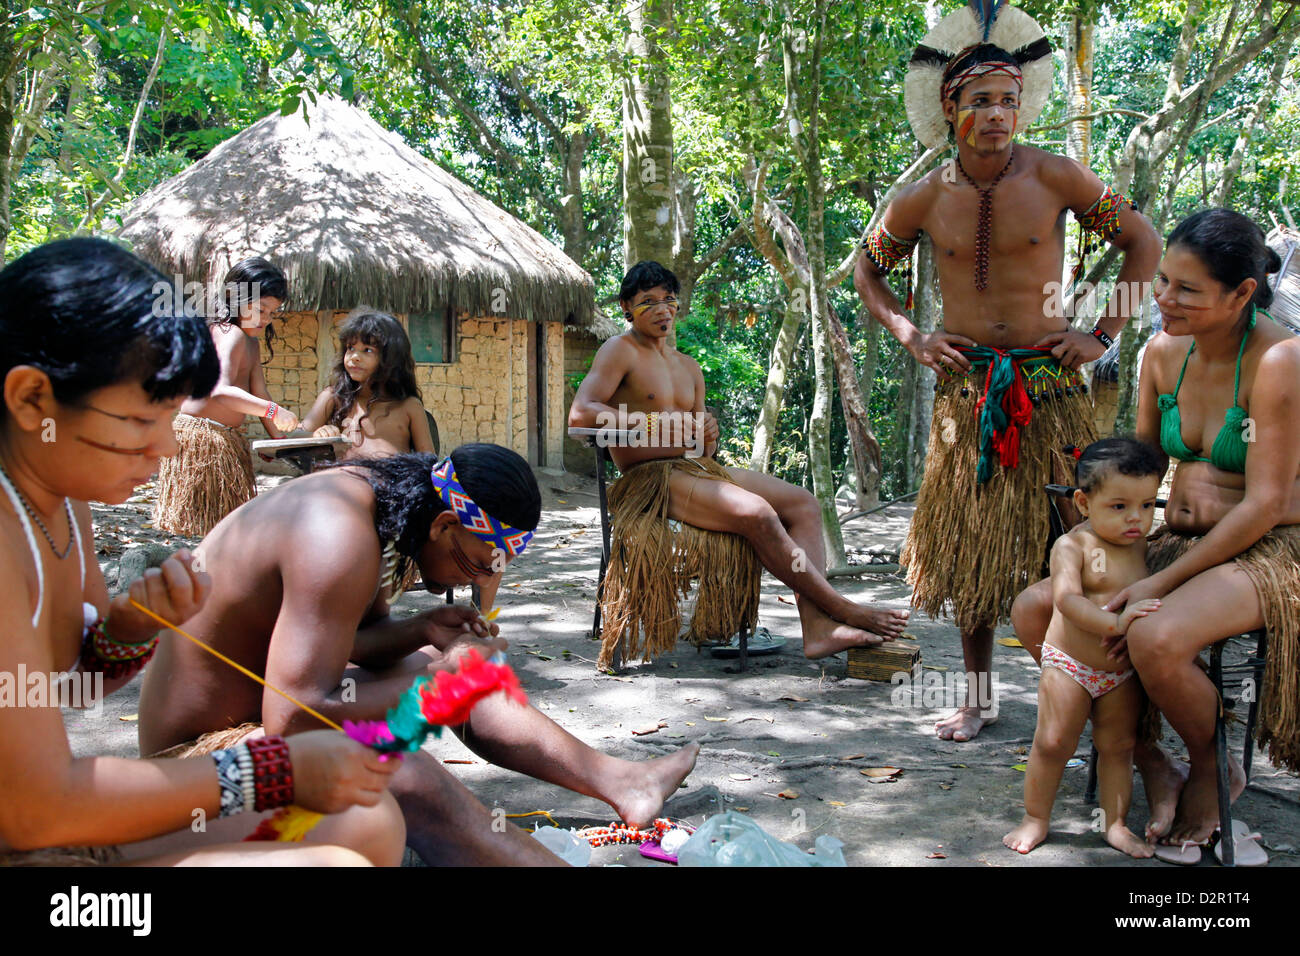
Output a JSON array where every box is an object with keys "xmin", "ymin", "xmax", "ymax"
[{"xmin": 854, "ymin": 3, "xmax": 1162, "ymax": 740}]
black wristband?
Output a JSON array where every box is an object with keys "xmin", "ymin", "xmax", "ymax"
[{"xmin": 1090, "ymin": 326, "xmax": 1115, "ymax": 349}]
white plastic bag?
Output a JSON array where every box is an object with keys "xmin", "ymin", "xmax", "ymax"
[{"xmin": 677, "ymin": 811, "xmax": 845, "ymax": 867}]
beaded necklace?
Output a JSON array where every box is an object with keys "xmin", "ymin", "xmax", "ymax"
[
  {"xmin": 955, "ymin": 147, "xmax": 1014, "ymax": 292},
  {"xmin": 0, "ymin": 460, "xmax": 74, "ymax": 559}
]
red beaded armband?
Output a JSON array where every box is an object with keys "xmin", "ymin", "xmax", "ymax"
[
  {"xmin": 78, "ymin": 617, "xmax": 158, "ymax": 680},
  {"xmin": 1075, "ymin": 185, "xmax": 1134, "ymax": 242},
  {"xmin": 246, "ymin": 735, "xmax": 295, "ymax": 812},
  {"xmin": 862, "ymin": 225, "xmax": 919, "ymax": 274}
]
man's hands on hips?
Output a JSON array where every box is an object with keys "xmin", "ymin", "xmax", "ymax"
[
  {"xmin": 1035, "ymin": 329, "xmax": 1107, "ymax": 370},
  {"xmin": 910, "ymin": 330, "xmax": 976, "ymax": 377}
]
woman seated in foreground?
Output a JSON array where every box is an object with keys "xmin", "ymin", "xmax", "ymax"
[
  {"xmin": 1013, "ymin": 208, "xmax": 1300, "ymax": 856},
  {"xmin": 0, "ymin": 238, "xmax": 404, "ymax": 866}
]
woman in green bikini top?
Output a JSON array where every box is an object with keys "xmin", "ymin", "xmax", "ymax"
[
  {"xmin": 1156, "ymin": 307, "xmax": 1255, "ymax": 474},
  {"xmin": 1110, "ymin": 208, "xmax": 1300, "ymax": 849}
]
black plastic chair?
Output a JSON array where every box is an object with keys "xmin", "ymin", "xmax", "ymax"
[{"xmin": 1044, "ymin": 483, "xmax": 1268, "ymax": 866}]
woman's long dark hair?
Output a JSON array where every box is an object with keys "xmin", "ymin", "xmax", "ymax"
[
  {"xmin": 338, "ymin": 444, "xmax": 542, "ymax": 583},
  {"xmin": 327, "ymin": 310, "xmax": 422, "ymax": 428},
  {"xmin": 217, "ymin": 256, "xmax": 287, "ymax": 363},
  {"xmin": 0, "ymin": 237, "xmax": 218, "ymax": 409},
  {"xmin": 1167, "ymin": 208, "xmax": 1283, "ymax": 312}
]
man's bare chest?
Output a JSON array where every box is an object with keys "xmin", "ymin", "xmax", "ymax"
[
  {"xmin": 924, "ymin": 183, "xmax": 1067, "ymax": 260},
  {"xmin": 617, "ymin": 353, "xmax": 695, "ymax": 409}
]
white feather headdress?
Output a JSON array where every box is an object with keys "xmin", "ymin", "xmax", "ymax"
[{"xmin": 904, "ymin": 2, "xmax": 1052, "ymax": 150}]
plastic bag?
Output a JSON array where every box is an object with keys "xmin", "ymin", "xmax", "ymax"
[
  {"xmin": 530, "ymin": 826, "xmax": 593, "ymax": 867},
  {"xmin": 677, "ymin": 811, "xmax": 846, "ymax": 867}
]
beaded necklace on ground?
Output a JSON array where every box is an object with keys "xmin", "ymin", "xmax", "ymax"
[
  {"xmin": 578, "ymin": 817, "xmax": 682, "ymax": 848},
  {"xmin": 955, "ymin": 147, "xmax": 1014, "ymax": 292},
  {"xmin": 0, "ymin": 460, "xmax": 74, "ymax": 559}
]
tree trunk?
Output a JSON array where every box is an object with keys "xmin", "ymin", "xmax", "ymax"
[
  {"xmin": 908, "ymin": 236, "xmax": 939, "ymax": 485},
  {"xmin": 1063, "ymin": 14, "xmax": 1095, "ymax": 165},
  {"xmin": 622, "ymin": 0, "xmax": 675, "ymax": 271},
  {"xmin": 1214, "ymin": 42, "xmax": 1292, "ymax": 204},
  {"xmin": 825, "ymin": 301, "xmax": 880, "ymax": 508},
  {"xmin": 750, "ymin": 300, "xmax": 805, "ymax": 473}
]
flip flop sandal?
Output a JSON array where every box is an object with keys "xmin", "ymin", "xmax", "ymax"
[
  {"xmin": 1153, "ymin": 839, "xmax": 1205, "ymax": 865},
  {"xmin": 1214, "ymin": 820, "xmax": 1269, "ymax": 867},
  {"xmin": 710, "ymin": 626, "xmax": 786, "ymax": 658}
]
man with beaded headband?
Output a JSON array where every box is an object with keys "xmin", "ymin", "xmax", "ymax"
[
  {"xmin": 854, "ymin": 1, "xmax": 1161, "ymax": 742},
  {"xmin": 140, "ymin": 443, "xmax": 701, "ymax": 865}
]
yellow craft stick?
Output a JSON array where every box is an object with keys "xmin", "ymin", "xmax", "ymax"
[{"xmin": 128, "ymin": 599, "xmax": 343, "ymax": 732}]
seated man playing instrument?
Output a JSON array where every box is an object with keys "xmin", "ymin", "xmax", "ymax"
[
  {"xmin": 139, "ymin": 443, "xmax": 699, "ymax": 866},
  {"xmin": 569, "ymin": 260, "xmax": 909, "ymax": 667},
  {"xmin": 853, "ymin": 2, "xmax": 1161, "ymax": 742}
]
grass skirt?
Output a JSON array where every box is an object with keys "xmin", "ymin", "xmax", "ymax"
[
  {"xmin": 600, "ymin": 457, "xmax": 761, "ymax": 668},
  {"xmin": 902, "ymin": 364, "xmax": 1096, "ymax": 629},
  {"xmin": 154, "ymin": 414, "xmax": 256, "ymax": 537},
  {"xmin": 1144, "ymin": 525, "xmax": 1300, "ymax": 772}
]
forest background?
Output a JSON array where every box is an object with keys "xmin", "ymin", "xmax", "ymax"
[{"xmin": 4, "ymin": 0, "xmax": 1297, "ymax": 565}]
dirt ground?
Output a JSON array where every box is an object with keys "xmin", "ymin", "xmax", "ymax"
[{"xmin": 67, "ymin": 468, "xmax": 1299, "ymax": 867}]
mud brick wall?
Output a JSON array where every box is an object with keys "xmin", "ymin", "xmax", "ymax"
[
  {"xmin": 563, "ymin": 329, "xmax": 601, "ymax": 475},
  {"xmin": 244, "ymin": 311, "xmax": 569, "ymax": 467}
]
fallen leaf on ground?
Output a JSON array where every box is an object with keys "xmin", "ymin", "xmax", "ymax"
[
  {"xmin": 777, "ymin": 789, "xmax": 798, "ymax": 800},
  {"xmin": 828, "ymin": 801, "xmax": 847, "ymax": 808},
  {"xmin": 860, "ymin": 767, "xmax": 901, "ymax": 778},
  {"xmin": 443, "ymin": 759, "xmax": 476, "ymax": 765},
  {"xmin": 737, "ymin": 716, "xmax": 774, "ymax": 724},
  {"xmin": 729, "ymin": 773, "xmax": 753, "ymax": 781},
  {"xmin": 632, "ymin": 723, "xmax": 662, "ymax": 736},
  {"xmin": 778, "ymin": 694, "xmax": 810, "ymax": 702},
  {"xmin": 704, "ymin": 716, "xmax": 728, "ymax": 722},
  {"xmin": 119, "ymin": 714, "xmax": 138, "ymax": 721},
  {"xmin": 685, "ymin": 722, "xmax": 696, "ymax": 726},
  {"xmin": 927, "ymin": 852, "xmax": 947, "ymax": 859},
  {"xmin": 922, "ymin": 665, "xmax": 948, "ymax": 671},
  {"xmin": 767, "ymin": 750, "xmax": 780, "ymax": 757},
  {"xmin": 841, "ymin": 753, "xmax": 866, "ymax": 761},
  {"xmin": 939, "ymin": 782, "xmax": 954, "ymax": 790},
  {"xmin": 996, "ymin": 637, "xmax": 1023, "ymax": 647},
  {"xmin": 950, "ymin": 764, "xmax": 967, "ymax": 769},
  {"xmin": 1012, "ymin": 763, "xmax": 1028, "ymax": 772},
  {"xmin": 776, "ymin": 596, "xmax": 795, "ymax": 605}
]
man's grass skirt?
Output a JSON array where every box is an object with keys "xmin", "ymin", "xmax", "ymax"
[
  {"xmin": 1144, "ymin": 525, "xmax": 1300, "ymax": 772},
  {"xmin": 600, "ymin": 457, "xmax": 761, "ymax": 669},
  {"xmin": 902, "ymin": 358, "xmax": 1097, "ymax": 630},
  {"xmin": 154, "ymin": 414, "xmax": 256, "ymax": 537}
]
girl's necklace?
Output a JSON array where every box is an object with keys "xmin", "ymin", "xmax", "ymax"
[{"xmin": 0, "ymin": 461, "xmax": 75, "ymax": 559}]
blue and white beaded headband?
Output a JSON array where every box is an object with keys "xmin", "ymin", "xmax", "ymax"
[{"xmin": 430, "ymin": 459, "xmax": 534, "ymax": 558}]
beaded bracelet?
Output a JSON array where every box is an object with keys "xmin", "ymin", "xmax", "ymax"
[
  {"xmin": 78, "ymin": 617, "xmax": 158, "ymax": 681},
  {"xmin": 265, "ymin": 401, "xmax": 278, "ymax": 421},
  {"xmin": 212, "ymin": 746, "xmax": 248, "ymax": 818},
  {"xmin": 211, "ymin": 736, "xmax": 295, "ymax": 818},
  {"xmin": 246, "ymin": 736, "xmax": 295, "ymax": 812},
  {"xmin": 1090, "ymin": 326, "xmax": 1115, "ymax": 350}
]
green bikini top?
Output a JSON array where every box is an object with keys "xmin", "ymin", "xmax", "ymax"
[{"xmin": 1157, "ymin": 309, "xmax": 1254, "ymax": 474}]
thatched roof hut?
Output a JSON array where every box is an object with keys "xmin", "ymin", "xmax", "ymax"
[
  {"xmin": 119, "ymin": 95, "xmax": 599, "ymax": 329},
  {"xmin": 119, "ymin": 96, "xmax": 611, "ymax": 469}
]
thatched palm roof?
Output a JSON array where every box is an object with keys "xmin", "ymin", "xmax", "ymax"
[{"xmin": 120, "ymin": 95, "xmax": 602, "ymax": 330}]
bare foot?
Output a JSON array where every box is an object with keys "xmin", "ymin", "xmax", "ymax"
[
  {"xmin": 1165, "ymin": 765, "xmax": 1221, "ymax": 846},
  {"xmin": 1107, "ymin": 823, "xmax": 1154, "ymax": 859},
  {"xmin": 1003, "ymin": 815, "xmax": 1049, "ymax": 854},
  {"xmin": 1138, "ymin": 745, "xmax": 1188, "ymax": 842},
  {"xmin": 843, "ymin": 604, "xmax": 910, "ymax": 640},
  {"xmin": 799, "ymin": 600, "xmax": 886, "ymax": 658},
  {"xmin": 936, "ymin": 706, "xmax": 997, "ymax": 742},
  {"xmin": 610, "ymin": 742, "xmax": 700, "ymax": 828}
]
